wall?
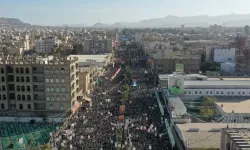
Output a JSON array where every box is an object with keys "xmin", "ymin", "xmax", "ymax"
[
  {"xmin": 0, "ymin": 117, "xmax": 65, "ymax": 123},
  {"xmin": 214, "ymin": 48, "xmax": 235, "ymax": 63},
  {"xmin": 184, "ymin": 88, "xmax": 250, "ymax": 96}
]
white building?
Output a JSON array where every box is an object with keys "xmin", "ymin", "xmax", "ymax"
[
  {"xmin": 220, "ymin": 62, "xmax": 235, "ymax": 75},
  {"xmin": 159, "ymin": 73, "xmax": 250, "ymax": 97},
  {"xmin": 35, "ymin": 37, "xmax": 59, "ymax": 53},
  {"xmin": 214, "ymin": 48, "xmax": 235, "ymax": 63},
  {"xmin": 35, "ymin": 39, "xmax": 45, "ymax": 53}
]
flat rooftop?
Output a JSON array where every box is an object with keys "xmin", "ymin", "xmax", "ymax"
[
  {"xmin": 216, "ymin": 97, "xmax": 250, "ymax": 113},
  {"xmin": 208, "ymin": 78, "xmax": 250, "ymax": 81},
  {"xmin": 184, "ymin": 80, "xmax": 250, "ymax": 89},
  {"xmin": 176, "ymin": 123, "xmax": 250, "ymax": 149}
]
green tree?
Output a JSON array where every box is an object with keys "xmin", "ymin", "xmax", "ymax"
[
  {"xmin": 201, "ymin": 97, "xmax": 216, "ymax": 107},
  {"xmin": 72, "ymin": 44, "xmax": 84, "ymax": 54},
  {"xmin": 124, "ymin": 66, "xmax": 132, "ymax": 85},
  {"xmin": 200, "ymin": 61, "xmax": 220, "ymax": 72},
  {"xmin": 201, "ymin": 53, "xmax": 206, "ymax": 63}
]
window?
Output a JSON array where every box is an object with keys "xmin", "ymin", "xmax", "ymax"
[
  {"xmin": 51, "ymin": 96, "xmax": 55, "ymax": 101},
  {"xmin": 55, "ymin": 70, "xmax": 59, "ymax": 74},
  {"xmin": 16, "ymin": 77, "xmax": 20, "ymax": 82},
  {"xmin": 46, "ymin": 97, "xmax": 50, "ymax": 101},
  {"xmin": 1, "ymin": 77, "xmax": 5, "ymax": 82},
  {"xmin": 22, "ymin": 95, "xmax": 26, "ymax": 100},
  {"xmin": 61, "ymin": 78, "xmax": 65, "ymax": 83},
  {"xmin": 25, "ymin": 68, "xmax": 29, "ymax": 73},
  {"xmin": 60, "ymin": 104, "xmax": 64, "ymax": 110},
  {"xmin": 199, "ymin": 91, "xmax": 202, "ymax": 94},
  {"xmin": 206, "ymin": 91, "xmax": 208, "ymax": 94},
  {"xmin": 0, "ymin": 68, "xmax": 4, "ymax": 73},
  {"xmin": 0, "ymin": 95, "xmax": 1, "ymax": 100},
  {"xmin": 243, "ymin": 92, "xmax": 245, "ymax": 94},
  {"xmin": 46, "ymin": 88, "xmax": 50, "ymax": 92},
  {"xmin": 231, "ymin": 92, "xmax": 234, "ymax": 94},
  {"xmin": 45, "ymin": 69, "xmax": 49, "ymax": 74},
  {"xmin": 50, "ymin": 78, "xmax": 54, "ymax": 83},
  {"xmin": 55, "ymin": 79, "xmax": 59, "ymax": 83},
  {"xmin": 56, "ymin": 96, "xmax": 60, "ymax": 101},
  {"xmin": 15, "ymin": 68, "xmax": 19, "ymax": 73},
  {"xmin": 17, "ymin": 95, "xmax": 21, "ymax": 100},
  {"xmin": 17, "ymin": 86, "xmax": 20, "ymax": 91},
  {"xmin": 221, "ymin": 91, "xmax": 224, "ymax": 94},
  {"xmin": 61, "ymin": 96, "xmax": 66, "ymax": 101},
  {"xmin": 210, "ymin": 91, "xmax": 213, "ymax": 94},
  {"xmin": 26, "ymin": 77, "xmax": 30, "ymax": 82},
  {"xmin": 72, "ymin": 92, "xmax": 75, "ymax": 98},
  {"xmin": 27, "ymin": 86, "xmax": 30, "ymax": 91},
  {"xmin": 20, "ymin": 68, "xmax": 24, "ymax": 73},
  {"xmin": 21, "ymin": 77, "xmax": 24, "ymax": 82},
  {"xmin": 188, "ymin": 91, "xmax": 191, "ymax": 94},
  {"xmin": 21, "ymin": 86, "xmax": 25, "ymax": 91},
  {"xmin": 50, "ymin": 70, "xmax": 53, "ymax": 74},
  {"xmin": 19, "ymin": 104, "xmax": 23, "ymax": 109},
  {"xmin": 49, "ymin": 104, "xmax": 54, "ymax": 110},
  {"xmin": 1, "ymin": 103, "xmax": 4, "ymax": 109},
  {"xmin": 50, "ymin": 88, "xmax": 54, "ymax": 92},
  {"xmin": 27, "ymin": 104, "xmax": 31, "ymax": 109},
  {"xmin": 60, "ymin": 68, "xmax": 65, "ymax": 74},
  {"xmin": 27, "ymin": 95, "xmax": 31, "ymax": 100},
  {"xmin": 61, "ymin": 88, "xmax": 66, "ymax": 92},
  {"xmin": 2, "ymin": 86, "xmax": 5, "ymax": 91},
  {"xmin": 56, "ymin": 88, "xmax": 60, "ymax": 92},
  {"xmin": 238, "ymin": 92, "xmax": 241, "ymax": 94},
  {"xmin": 3, "ymin": 95, "xmax": 6, "ymax": 100},
  {"xmin": 228, "ymin": 92, "xmax": 230, "ymax": 95},
  {"xmin": 195, "ymin": 91, "xmax": 198, "ymax": 94},
  {"xmin": 216, "ymin": 91, "xmax": 219, "ymax": 94},
  {"xmin": 46, "ymin": 79, "xmax": 49, "ymax": 83}
]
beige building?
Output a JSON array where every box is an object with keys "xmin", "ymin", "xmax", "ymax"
[
  {"xmin": 84, "ymin": 39, "xmax": 113, "ymax": 54},
  {"xmin": 153, "ymin": 57, "xmax": 201, "ymax": 74},
  {"xmin": 0, "ymin": 56, "xmax": 81, "ymax": 117},
  {"xmin": 79, "ymin": 67, "xmax": 100, "ymax": 97},
  {"xmin": 221, "ymin": 128, "xmax": 250, "ymax": 150}
]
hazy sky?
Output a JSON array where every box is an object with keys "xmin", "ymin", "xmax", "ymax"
[{"xmin": 1, "ymin": 0, "xmax": 250, "ymax": 25}]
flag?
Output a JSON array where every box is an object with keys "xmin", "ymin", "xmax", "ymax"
[
  {"xmin": 111, "ymin": 67, "xmax": 121, "ymax": 80},
  {"xmin": 132, "ymin": 79, "xmax": 138, "ymax": 87}
]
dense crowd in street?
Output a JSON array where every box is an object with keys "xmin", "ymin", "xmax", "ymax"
[{"xmin": 54, "ymin": 47, "xmax": 172, "ymax": 150}]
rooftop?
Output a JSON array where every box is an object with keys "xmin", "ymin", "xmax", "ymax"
[
  {"xmin": 216, "ymin": 97, "xmax": 250, "ymax": 113},
  {"xmin": 184, "ymin": 80, "xmax": 250, "ymax": 89},
  {"xmin": 68, "ymin": 54, "xmax": 110, "ymax": 63},
  {"xmin": 176, "ymin": 123, "xmax": 250, "ymax": 149}
]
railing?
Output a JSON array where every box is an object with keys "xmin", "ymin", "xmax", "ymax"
[{"xmin": 154, "ymin": 88, "xmax": 164, "ymax": 116}]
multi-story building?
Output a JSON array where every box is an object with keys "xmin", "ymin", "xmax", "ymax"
[
  {"xmin": 221, "ymin": 128, "xmax": 250, "ymax": 150},
  {"xmin": 35, "ymin": 37, "xmax": 60, "ymax": 53},
  {"xmin": 84, "ymin": 39, "xmax": 113, "ymax": 54},
  {"xmin": 0, "ymin": 56, "xmax": 81, "ymax": 117},
  {"xmin": 214, "ymin": 48, "xmax": 236, "ymax": 63},
  {"xmin": 153, "ymin": 57, "xmax": 201, "ymax": 74}
]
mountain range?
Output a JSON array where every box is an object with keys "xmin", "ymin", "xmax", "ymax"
[
  {"xmin": 82, "ymin": 14, "xmax": 250, "ymax": 28},
  {"xmin": 0, "ymin": 17, "xmax": 30, "ymax": 26},
  {"xmin": 3, "ymin": 14, "xmax": 250, "ymax": 28}
]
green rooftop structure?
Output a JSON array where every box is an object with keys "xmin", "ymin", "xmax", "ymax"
[{"xmin": 0, "ymin": 123, "xmax": 59, "ymax": 150}]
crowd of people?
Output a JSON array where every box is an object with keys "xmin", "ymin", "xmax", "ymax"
[{"xmin": 54, "ymin": 47, "xmax": 173, "ymax": 150}]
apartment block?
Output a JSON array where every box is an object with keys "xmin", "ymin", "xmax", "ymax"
[
  {"xmin": 84, "ymin": 39, "xmax": 113, "ymax": 54},
  {"xmin": 153, "ymin": 57, "xmax": 201, "ymax": 74},
  {"xmin": 0, "ymin": 56, "xmax": 80, "ymax": 117}
]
